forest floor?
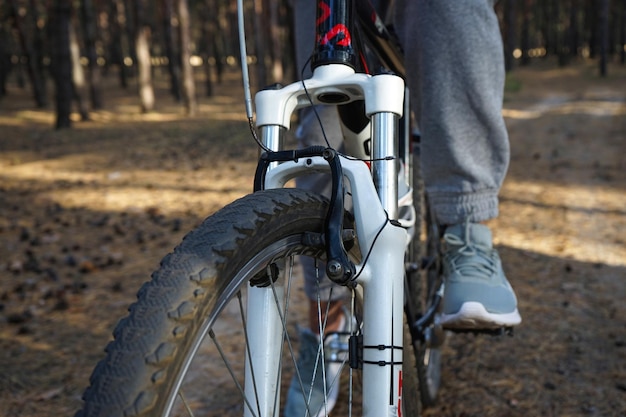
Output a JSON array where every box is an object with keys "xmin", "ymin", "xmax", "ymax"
[{"xmin": 0, "ymin": 59, "xmax": 625, "ymax": 417}]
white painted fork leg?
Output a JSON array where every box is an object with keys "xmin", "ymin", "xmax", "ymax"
[
  {"xmin": 359, "ymin": 222, "xmax": 407, "ymax": 417},
  {"xmin": 244, "ymin": 285, "xmax": 285, "ymax": 417}
]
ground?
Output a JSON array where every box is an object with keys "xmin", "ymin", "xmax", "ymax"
[{"xmin": 0, "ymin": 60, "xmax": 624, "ymax": 417}]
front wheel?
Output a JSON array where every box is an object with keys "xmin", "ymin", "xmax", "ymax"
[{"xmin": 76, "ymin": 188, "xmax": 364, "ymax": 417}]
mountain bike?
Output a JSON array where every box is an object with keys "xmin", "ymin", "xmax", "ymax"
[{"xmin": 75, "ymin": 0, "xmax": 448, "ymax": 415}]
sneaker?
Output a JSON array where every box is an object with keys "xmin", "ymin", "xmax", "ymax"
[
  {"xmin": 439, "ymin": 220, "xmax": 522, "ymax": 330},
  {"xmin": 284, "ymin": 316, "xmax": 348, "ymax": 417}
]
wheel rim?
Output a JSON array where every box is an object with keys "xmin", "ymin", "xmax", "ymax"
[{"xmin": 161, "ymin": 235, "xmax": 355, "ymax": 417}]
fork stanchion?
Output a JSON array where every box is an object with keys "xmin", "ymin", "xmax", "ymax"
[{"xmin": 371, "ymin": 111, "xmax": 400, "ymax": 220}]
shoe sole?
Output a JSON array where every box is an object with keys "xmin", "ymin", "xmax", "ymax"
[{"xmin": 439, "ymin": 301, "xmax": 521, "ymax": 330}]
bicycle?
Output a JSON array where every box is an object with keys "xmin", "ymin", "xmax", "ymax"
[{"xmin": 75, "ymin": 0, "xmax": 449, "ymax": 415}]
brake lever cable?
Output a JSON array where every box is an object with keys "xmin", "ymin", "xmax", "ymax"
[
  {"xmin": 237, "ymin": 0, "xmax": 254, "ymax": 120},
  {"xmin": 237, "ymin": 0, "xmax": 273, "ymax": 153}
]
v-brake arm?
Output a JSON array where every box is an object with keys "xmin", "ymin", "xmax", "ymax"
[{"xmin": 253, "ymin": 146, "xmax": 357, "ymax": 287}]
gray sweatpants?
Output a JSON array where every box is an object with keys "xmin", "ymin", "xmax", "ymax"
[{"xmin": 293, "ymin": 0, "xmax": 510, "ymax": 300}]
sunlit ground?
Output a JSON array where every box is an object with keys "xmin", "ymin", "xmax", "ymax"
[
  {"xmin": 497, "ymin": 179, "xmax": 625, "ymax": 267},
  {"xmin": 498, "ymin": 66, "xmax": 625, "ymax": 268},
  {"xmin": 1, "ymin": 62, "xmax": 625, "ymax": 268}
]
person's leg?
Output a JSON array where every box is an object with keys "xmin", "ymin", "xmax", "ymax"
[
  {"xmin": 394, "ymin": 0, "xmax": 521, "ymax": 328},
  {"xmin": 396, "ymin": 0, "xmax": 509, "ymax": 224}
]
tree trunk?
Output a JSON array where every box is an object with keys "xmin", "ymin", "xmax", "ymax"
[
  {"xmin": 163, "ymin": 0, "xmax": 182, "ymax": 101},
  {"xmin": 599, "ymin": 0, "xmax": 610, "ymax": 76},
  {"xmin": 29, "ymin": 0, "xmax": 48, "ymax": 102},
  {"xmin": 200, "ymin": 0, "xmax": 215, "ymax": 96},
  {"xmin": 10, "ymin": 0, "xmax": 47, "ymax": 107},
  {"xmin": 0, "ymin": 23, "xmax": 9, "ymax": 97},
  {"xmin": 228, "ymin": 0, "xmax": 241, "ymax": 64},
  {"xmin": 552, "ymin": 0, "xmax": 566, "ymax": 64},
  {"xmin": 504, "ymin": 0, "xmax": 517, "ymax": 72},
  {"xmin": 213, "ymin": 0, "xmax": 225, "ymax": 82},
  {"xmin": 124, "ymin": 0, "xmax": 138, "ymax": 77},
  {"xmin": 177, "ymin": 0, "xmax": 197, "ymax": 115},
  {"xmin": 568, "ymin": 0, "xmax": 579, "ymax": 57},
  {"xmin": 134, "ymin": 0, "xmax": 155, "ymax": 112},
  {"xmin": 51, "ymin": 0, "xmax": 73, "ymax": 128},
  {"xmin": 253, "ymin": 0, "xmax": 267, "ymax": 88},
  {"xmin": 80, "ymin": 0, "xmax": 103, "ymax": 109},
  {"xmin": 208, "ymin": 0, "xmax": 228, "ymax": 83},
  {"xmin": 69, "ymin": 21, "xmax": 90, "ymax": 120},
  {"xmin": 111, "ymin": 0, "xmax": 130, "ymax": 88},
  {"xmin": 520, "ymin": 0, "xmax": 531, "ymax": 66},
  {"xmin": 619, "ymin": 0, "xmax": 626, "ymax": 65},
  {"xmin": 268, "ymin": 0, "xmax": 283, "ymax": 82},
  {"xmin": 609, "ymin": 2, "xmax": 618, "ymax": 56},
  {"xmin": 586, "ymin": 0, "xmax": 598, "ymax": 58},
  {"xmin": 556, "ymin": 0, "xmax": 570, "ymax": 66},
  {"xmin": 540, "ymin": 0, "xmax": 551, "ymax": 57}
]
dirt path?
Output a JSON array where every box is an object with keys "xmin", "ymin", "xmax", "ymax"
[{"xmin": 0, "ymin": 61, "xmax": 625, "ymax": 416}]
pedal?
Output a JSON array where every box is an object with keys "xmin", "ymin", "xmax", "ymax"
[
  {"xmin": 324, "ymin": 331, "xmax": 351, "ymax": 363},
  {"xmin": 447, "ymin": 326, "xmax": 514, "ymax": 337}
]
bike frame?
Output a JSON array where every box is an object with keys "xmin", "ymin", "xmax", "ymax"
[{"xmin": 241, "ymin": 0, "xmax": 413, "ymax": 414}]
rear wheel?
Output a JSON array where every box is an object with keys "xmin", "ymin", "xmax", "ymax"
[{"xmin": 402, "ymin": 145, "xmax": 443, "ymax": 414}]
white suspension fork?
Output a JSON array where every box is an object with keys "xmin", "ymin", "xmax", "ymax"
[{"xmin": 246, "ymin": 63, "xmax": 407, "ymax": 417}]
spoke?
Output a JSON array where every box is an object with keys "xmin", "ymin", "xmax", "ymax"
[
  {"xmin": 283, "ymin": 259, "xmax": 324, "ymax": 417},
  {"xmin": 315, "ymin": 279, "xmax": 332, "ymax": 417},
  {"xmin": 266, "ymin": 257, "xmax": 314, "ymax": 416},
  {"xmin": 177, "ymin": 390, "xmax": 196, "ymax": 417},
  {"xmin": 209, "ymin": 329, "xmax": 259, "ymax": 417},
  {"xmin": 304, "ymin": 264, "xmax": 325, "ymax": 417}
]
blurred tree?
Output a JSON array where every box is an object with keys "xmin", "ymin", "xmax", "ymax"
[
  {"xmin": 619, "ymin": 0, "xmax": 626, "ymax": 65},
  {"xmin": 599, "ymin": 0, "xmax": 609, "ymax": 76},
  {"xmin": 585, "ymin": 0, "xmax": 598, "ymax": 58},
  {"xmin": 520, "ymin": 0, "xmax": 532, "ymax": 66},
  {"xmin": 49, "ymin": 0, "xmax": 72, "ymax": 128},
  {"xmin": 69, "ymin": 20, "xmax": 90, "ymax": 120},
  {"xmin": 2, "ymin": 0, "xmax": 625, "ymax": 114},
  {"xmin": 267, "ymin": 0, "xmax": 284, "ymax": 82},
  {"xmin": 29, "ymin": 0, "xmax": 47, "ymax": 99},
  {"xmin": 228, "ymin": 0, "xmax": 241, "ymax": 65},
  {"xmin": 10, "ymin": 0, "xmax": 47, "ymax": 107},
  {"xmin": 214, "ymin": 0, "xmax": 226, "ymax": 82},
  {"xmin": 109, "ymin": 0, "xmax": 131, "ymax": 89},
  {"xmin": 134, "ymin": 0, "xmax": 155, "ymax": 112},
  {"xmin": 80, "ymin": 0, "xmax": 103, "ymax": 109},
  {"xmin": 540, "ymin": 0, "xmax": 553, "ymax": 57},
  {"xmin": 199, "ymin": 0, "xmax": 220, "ymax": 96},
  {"xmin": 253, "ymin": 0, "xmax": 268, "ymax": 87},
  {"xmin": 0, "ymin": 21, "xmax": 10, "ymax": 97},
  {"xmin": 163, "ymin": 0, "xmax": 182, "ymax": 101},
  {"xmin": 568, "ymin": 0, "xmax": 580, "ymax": 58},
  {"xmin": 504, "ymin": 0, "xmax": 517, "ymax": 72},
  {"xmin": 178, "ymin": 0, "xmax": 197, "ymax": 115}
]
